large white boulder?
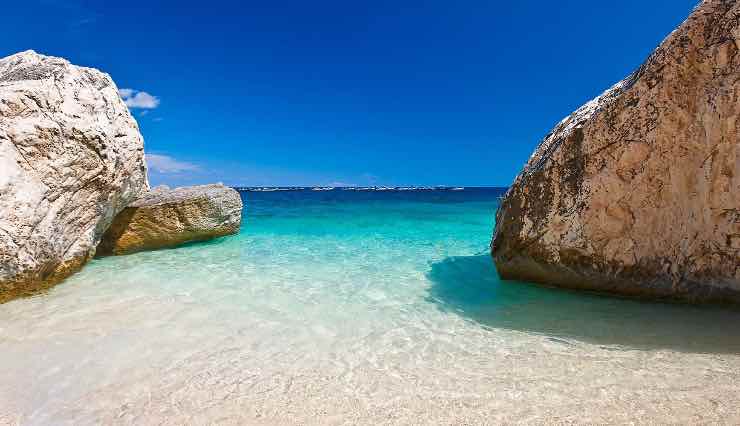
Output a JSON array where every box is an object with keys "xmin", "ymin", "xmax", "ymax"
[{"xmin": 0, "ymin": 50, "xmax": 148, "ymax": 302}]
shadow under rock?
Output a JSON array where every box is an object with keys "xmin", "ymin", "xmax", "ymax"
[{"xmin": 426, "ymin": 255, "xmax": 740, "ymax": 354}]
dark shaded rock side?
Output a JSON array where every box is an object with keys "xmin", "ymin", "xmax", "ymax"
[{"xmin": 492, "ymin": 0, "xmax": 740, "ymax": 303}]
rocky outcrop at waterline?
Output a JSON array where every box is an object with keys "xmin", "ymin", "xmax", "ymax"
[
  {"xmin": 0, "ymin": 52, "xmax": 243, "ymax": 303},
  {"xmin": 97, "ymin": 184, "xmax": 242, "ymax": 256},
  {"xmin": 492, "ymin": 0, "xmax": 740, "ymax": 303},
  {"xmin": 0, "ymin": 51, "xmax": 148, "ymax": 303}
]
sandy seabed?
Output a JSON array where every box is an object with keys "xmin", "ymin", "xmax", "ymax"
[{"xmin": 2, "ymin": 191, "xmax": 739, "ymax": 425}]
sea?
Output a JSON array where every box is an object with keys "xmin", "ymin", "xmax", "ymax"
[{"xmin": 2, "ymin": 187, "xmax": 740, "ymax": 424}]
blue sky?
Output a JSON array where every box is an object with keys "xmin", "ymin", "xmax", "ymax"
[{"xmin": 5, "ymin": 0, "xmax": 698, "ymax": 187}]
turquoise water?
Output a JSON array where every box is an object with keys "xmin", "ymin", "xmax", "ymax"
[{"xmin": 2, "ymin": 188, "xmax": 740, "ymax": 424}]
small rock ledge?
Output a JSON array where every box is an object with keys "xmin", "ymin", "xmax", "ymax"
[{"xmin": 97, "ymin": 184, "xmax": 243, "ymax": 256}]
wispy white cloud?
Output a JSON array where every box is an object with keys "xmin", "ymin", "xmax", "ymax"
[
  {"xmin": 119, "ymin": 88, "xmax": 160, "ymax": 109},
  {"xmin": 69, "ymin": 17, "xmax": 96, "ymax": 28},
  {"xmin": 145, "ymin": 154, "xmax": 200, "ymax": 174},
  {"xmin": 360, "ymin": 173, "xmax": 379, "ymax": 184}
]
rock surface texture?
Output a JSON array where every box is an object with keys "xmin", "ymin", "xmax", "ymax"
[
  {"xmin": 0, "ymin": 51, "xmax": 147, "ymax": 303},
  {"xmin": 97, "ymin": 184, "xmax": 242, "ymax": 256},
  {"xmin": 492, "ymin": 0, "xmax": 740, "ymax": 303}
]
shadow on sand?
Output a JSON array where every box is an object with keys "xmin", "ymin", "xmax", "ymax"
[{"xmin": 426, "ymin": 255, "xmax": 740, "ymax": 354}]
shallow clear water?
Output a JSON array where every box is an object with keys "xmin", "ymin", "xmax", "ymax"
[{"xmin": 2, "ymin": 189, "xmax": 740, "ymax": 424}]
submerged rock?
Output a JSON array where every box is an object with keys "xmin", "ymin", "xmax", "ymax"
[
  {"xmin": 0, "ymin": 51, "xmax": 147, "ymax": 303},
  {"xmin": 492, "ymin": 0, "xmax": 740, "ymax": 302},
  {"xmin": 97, "ymin": 184, "xmax": 242, "ymax": 255}
]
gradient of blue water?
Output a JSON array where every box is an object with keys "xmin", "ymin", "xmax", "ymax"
[
  {"xmin": 4, "ymin": 188, "xmax": 740, "ymax": 422},
  {"xmin": 5, "ymin": 187, "xmax": 740, "ymax": 355},
  {"xmin": 237, "ymin": 188, "xmax": 740, "ymax": 354}
]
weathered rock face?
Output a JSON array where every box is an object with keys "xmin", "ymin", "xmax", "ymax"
[
  {"xmin": 97, "ymin": 184, "xmax": 242, "ymax": 255},
  {"xmin": 492, "ymin": 0, "xmax": 740, "ymax": 303},
  {"xmin": 0, "ymin": 51, "xmax": 148, "ymax": 303}
]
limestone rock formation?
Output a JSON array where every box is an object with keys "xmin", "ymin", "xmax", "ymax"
[
  {"xmin": 97, "ymin": 184, "xmax": 242, "ymax": 255},
  {"xmin": 0, "ymin": 50, "xmax": 148, "ymax": 303},
  {"xmin": 492, "ymin": 0, "xmax": 740, "ymax": 302}
]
